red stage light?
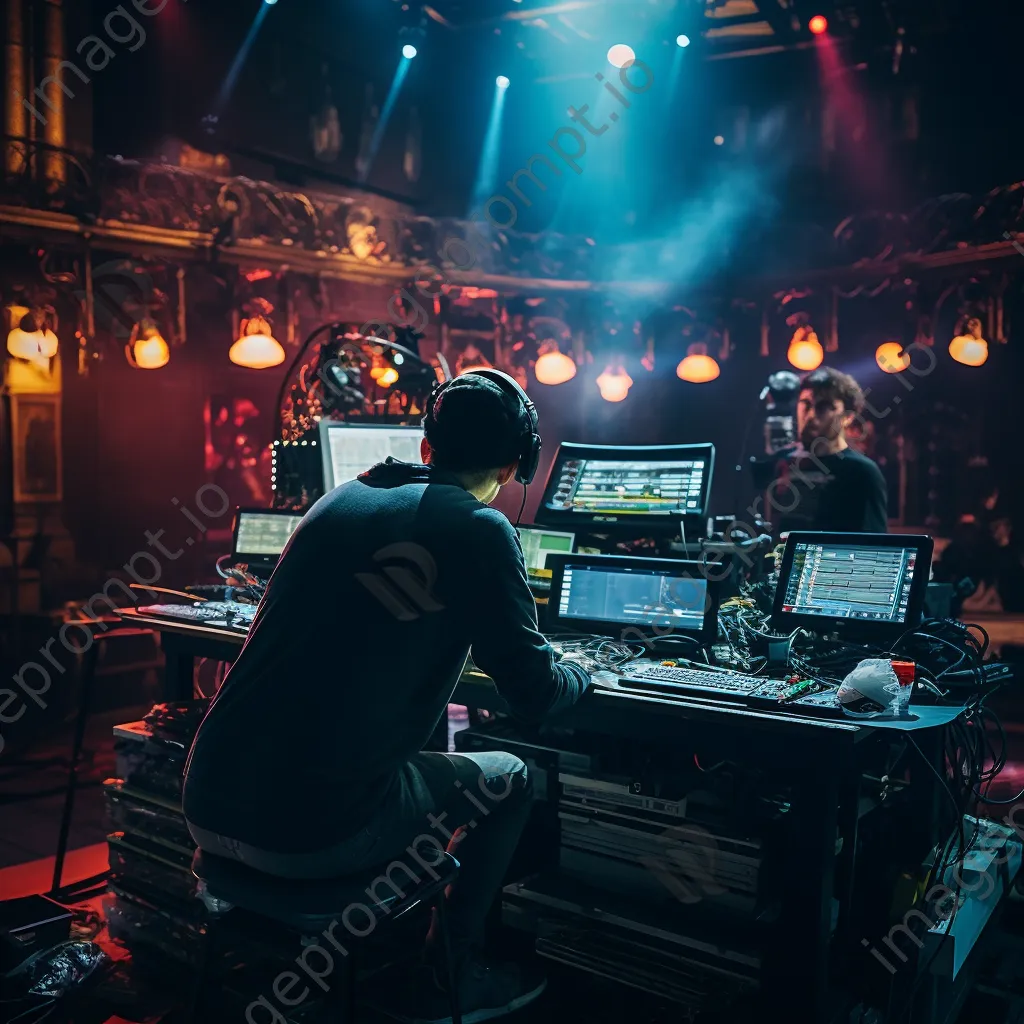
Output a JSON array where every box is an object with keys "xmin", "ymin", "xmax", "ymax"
[{"xmin": 809, "ymin": 15, "xmax": 828, "ymax": 35}]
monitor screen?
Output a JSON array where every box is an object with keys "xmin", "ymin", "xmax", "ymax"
[
  {"xmin": 547, "ymin": 554, "xmax": 716, "ymax": 641},
  {"xmin": 536, "ymin": 442, "xmax": 715, "ymax": 530},
  {"xmin": 772, "ymin": 532, "xmax": 933, "ymax": 637},
  {"xmin": 516, "ymin": 527, "xmax": 575, "ymax": 577},
  {"xmin": 320, "ymin": 422, "xmax": 423, "ymax": 491},
  {"xmin": 233, "ymin": 510, "xmax": 304, "ymax": 562}
]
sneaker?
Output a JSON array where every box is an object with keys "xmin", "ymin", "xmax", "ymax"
[{"xmin": 367, "ymin": 954, "xmax": 547, "ymax": 1024}]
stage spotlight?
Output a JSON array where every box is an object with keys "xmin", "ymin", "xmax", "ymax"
[
  {"xmin": 949, "ymin": 317, "xmax": 989, "ymax": 367},
  {"xmin": 607, "ymin": 44, "xmax": 635, "ymax": 69},
  {"xmin": 402, "ymin": 44, "xmax": 418, "ymax": 59},
  {"xmin": 809, "ymin": 15, "xmax": 828, "ymax": 35},
  {"xmin": 596, "ymin": 365, "xmax": 632, "ymax": 403},
  {"xmin": 676, "ymin": 34, "xmax": 691, "ymax": 47},
  {"xmin": 713, "ymin": 135, "xmax": 724, "ymax": 146},
  {"xmin": 496, "ymin": 75, "xmax": 510, "ymax": 89},
  {"xmin": 676, "ymin": 344, "xmax": 720, "ymax": 384},
  {"xmin": 264, "ymin": 0, "xmax": 277, "ymax": 5},
  {"xmin": 876, "ymin": 342, "xmax": 910, "ymax": 374}
]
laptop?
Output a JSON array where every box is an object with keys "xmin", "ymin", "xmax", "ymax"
[{"xmin": 231, "ymin": 507, "xmax": 306, "ymax": 573}]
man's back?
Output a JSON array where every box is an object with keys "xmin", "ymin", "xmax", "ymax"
[{"xmin": 183, "ymin": 459, "xmax": 585, "ymax": 854}]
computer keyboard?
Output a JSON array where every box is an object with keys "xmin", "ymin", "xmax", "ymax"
[
  {"xmin": 137, "ymin": 601, "xmax": 256, "ymax": 630},
  {"xmin": 625, "ymin": 664, "xmax": 775, "ymax": 696},
  {"xmin": 620, "ymin": 663, "xmax": 842, "ymax": 714}
]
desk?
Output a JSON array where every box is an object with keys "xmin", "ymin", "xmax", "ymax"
[
  {"xmin": 120, "ymin": 610, "xmax": 245, "ymax": 701},
  {"xmin": 125, "ymin": 611, "xmax": 958, "ymax": 1023}
]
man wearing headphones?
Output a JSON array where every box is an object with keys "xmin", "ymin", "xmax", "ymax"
[{"xmin": 184, "ymin": 370, "xmax": 590, "ymax": 1023}]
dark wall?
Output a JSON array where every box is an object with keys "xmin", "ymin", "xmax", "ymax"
[
  {"xmin": 60, "ymin": 274, "xmax": 402, "ymax": 588},
  {"xmin": 51, "ymin": 270, "xmax": 1023, "ymax": 599}
]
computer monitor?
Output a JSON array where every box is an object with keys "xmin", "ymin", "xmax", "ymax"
[
  {"xmin": 546, "ymin": 553, "xmax": 719, "ymax": 643},
  {"xmin": 536, "ymin": 442, "xmax": 715, "ymax": 531},
  {"xmin": 772, "ymin": 532, "xmax": 933, "ymax": 639},
  {"xmin": 516, "ymin": 526, "xmax": 576, "ymax": 582},
  {"xmin": 319, "ymin": 422, "xmax": 423, "ymax": 492},
  {"xmin": 231, "ymin": 508, "xmax": 306, "ymax": 569}
]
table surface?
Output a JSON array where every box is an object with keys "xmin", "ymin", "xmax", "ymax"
[{"xmin": 122, "ymin": 610, "xmax": 966, "ymax": 737}]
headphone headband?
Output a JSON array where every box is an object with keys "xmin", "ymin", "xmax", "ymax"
[{"xmin": 425, "ymin": 368, "xmax": 542, "ymax": 485}]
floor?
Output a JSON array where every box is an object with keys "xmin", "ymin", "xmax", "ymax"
[{"xmin": 0, "ymin": 705, "xmax": 150, "ymax": 871}]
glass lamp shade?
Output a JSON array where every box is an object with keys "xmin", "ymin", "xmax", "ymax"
[
  {"xmin": 875, "ymin": 342, "xmax": 910, "ymax": 374},
  {"xmin": 948, "ymin": 331, "xmax": 988, "ymax": 367},
  {"xmin": 7, "ymin": 327, "xmax": 58, "ymax": 361},
  {"xmin": 596, "ymin": 366, "xmax": 632, "ymax": 402},
  {"xmin": 676, "ymin": 344, "xmax": 720, "ymax": 383},
  {"xmin": 535, "ymin": 349, "xmax": 577, "ymax": 385},
  {"xmin": 787, "ymin": 329, "xmax": 824, "ymax": 371},
  {"xmin": 230, "ymin": 316, "xmax": 285, "ymax": 369},
  {"xmin": 132, "ymin": 333, "xmax": 170, "ymax": 369}
]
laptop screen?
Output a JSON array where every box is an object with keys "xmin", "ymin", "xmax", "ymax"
[{"xmin": 233, "ymin": 510, "xmax": 304, "ymax": 565}]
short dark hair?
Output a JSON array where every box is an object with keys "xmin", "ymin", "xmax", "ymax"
[
  {"xmin": 802, "ymin": 367, "xmax": 865, "ymax": 414},
  {"xmin": 422, "ymin": 377, "xmax": 524, "ymax": 473}
]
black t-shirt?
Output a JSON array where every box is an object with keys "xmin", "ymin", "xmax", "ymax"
[
  {"xmin": 772, "ymin": 447, "xmax": 888, "ymax": 534},
  {"xmin": 182, "ymin": 459, "xmax": 589, "ymax": 854}
]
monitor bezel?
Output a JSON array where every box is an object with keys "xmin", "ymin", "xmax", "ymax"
[
  {"xmin": 534, "ymin": 441, "xmax": 716, "ymax": 531},
  {"xmin": 231, "ymin": 507, "xmax": 306, "ymax": 567},
  {"xmin": 318, "ymin": 420, "xmax": 423, "ymax": 492},
  {"xmin": 546, "ymin": 552, "xmax": 720, "ymax": 644},
  {"xmin": 771, "ymin": 531, "xmax": 934, "ymax": 640}
]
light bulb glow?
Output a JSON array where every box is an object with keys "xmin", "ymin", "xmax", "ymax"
[
  {"xmin": 949, "ymin": 318, "xmax": 989, "ymax": 367},
  {"xmin": 496, "ymin": 75, "xmax": 510, "ymax": 89},
  {"xmin": 875, "ymin": 342, "xmax": 910, "ymax": 374},
  {"xmin": 676, "ymin": 346, "xmax": 720, "ymax": 383},
  {"xmin": 377, "ymin": 367, "xmax": 400, "ymax": 387},
  {"xmin": 607, "ymin": 44, "xmax": 635, "ymax": 68},
  {"xmin": 949, "ymin": 335, "xmax": 989, "ymax": 367},
  {"xmin": 676, "ymin": 34, "xmax": 690, "ymax": 47},
  {"xmin": 535, "ymin": 350, "xmax": 576, "ymax": 386},
  {"xmin": 787, "ymin": 329, "xmax": 824, "ymax": 371},
  {"xmin": 7, "ymin": 327, "xmax": 58, "ymax": 362},
  {"xmin": 809, "ymin": 15, "xmax": 828, "ymax": 34},
  {"xmin": 403, "ymin": 44, "xmax": 417, "ymax": 59},
  {"xmin": 596, "ymin": 366, "xmax": 633, "ymax": 403},
  {"xmin": 230, "ymin": 333, "xmax": 285, "ymax": 369},
  {"xmin": 134, "ymin": 334, "xmax": 170, "ymax": 370}
]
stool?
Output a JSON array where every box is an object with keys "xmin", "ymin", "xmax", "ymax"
[{"xmin": 190, "ymin": 846, "xmax": 463, "ymax": 1024}]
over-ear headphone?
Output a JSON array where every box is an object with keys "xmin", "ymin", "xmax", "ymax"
[{"xmin": 425, "ymin": 368, "xmax": 542, "ymax": 485}]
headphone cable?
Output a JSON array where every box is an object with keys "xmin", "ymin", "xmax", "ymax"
[{"xmin": 516, "ymin": 482, "xmax": 528, "ymax": 526}]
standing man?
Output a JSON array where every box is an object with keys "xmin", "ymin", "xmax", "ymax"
[{"xmin": 771, "ymin": 366, "xmax": 889, "ymax": 534}]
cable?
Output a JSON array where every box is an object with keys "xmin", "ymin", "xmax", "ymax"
[{"xmin": 516, "ymin": 482, "xmax": 528, "ymax": 526}]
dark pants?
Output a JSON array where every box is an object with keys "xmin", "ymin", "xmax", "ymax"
[{"xmin": 187, "ymin": 751, "xmax": 532, "ymax": 959}]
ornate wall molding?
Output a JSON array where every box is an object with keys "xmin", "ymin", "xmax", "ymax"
[{"xmin": 2, "ymin": 149, "xmax": 1023, "ymax": 296}]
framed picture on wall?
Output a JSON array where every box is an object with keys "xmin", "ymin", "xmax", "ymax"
[{"xmin": 10, "ymin": 394, "xmax": 62, "ymax": 503}]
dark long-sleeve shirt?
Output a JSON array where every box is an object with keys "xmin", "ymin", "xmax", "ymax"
[
  {"xmin": 775, "ymin": 447, "xmax": 889, "ymax": 535},
  {"xmin": 183, "ymin": 459, "xmax": 589, "ymax": 853}
]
